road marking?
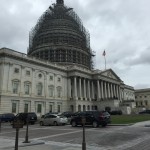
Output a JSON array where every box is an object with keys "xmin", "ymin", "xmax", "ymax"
[{"xmin": 32, "ymin": 130, "xmax": 83, "ymax": 140}]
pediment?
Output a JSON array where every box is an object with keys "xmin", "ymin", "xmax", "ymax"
[{"xmin": 100, "ymin": 69, "xmax": 121, "ymax": 81}]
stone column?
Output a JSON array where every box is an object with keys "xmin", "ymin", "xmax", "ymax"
[
  {"xmin": 108, "ymin": 82, "xmax": 111, "ymax": 98},
  {"xmin": 91, "ymin": 81, "xmax": 94, "ymax": 100},
  {"xmin": 97, "ymin": 80, "xmax": 100, "ymax": 100},
  {"xmin": 116, "ymin": 84, "xmax": 119, "ymax": 99},
  {"xmin": 67, "ymin": 78, "xmax": 71, "ymax": 98},
  {"xmin": 88, "ymin": 80, "xmax": 90, "ymax": 100},
  {"xmin": 20, "ymin": 66, "xmax": 24, "ymax": 96},
  {"xmin": 101, "ymin": 80, "xmax": 104, "ymax": 99},
  {"xmin": 113, "ymin": 84, "xmax": 116, "ymax": 98},
  {"xmin": 119, "ymin": 86, "xmax": 121, "ymax": 100},
  {"xmin": 110, "ymin": 83, "xmax": 113, "ymax": 98},
  {"xmin": 74, "ymin": 76, "xmax": 77, "ymax": 99},
  {"xmin": 83, "ymin": 79, "xmax": 86, "ymax": 99},
  {"xmin": 31, "ymin": 69, "xmax": 35, "ymax": 96},
  {"xmin": 44, "ymin": 72, "xmax": 47, "ymax": 98},
  {"xmin": 104, "ymin": 81, "xmax": 107, "ymax": 99},
  {"xmin": 79, "ymin": 78, "xmax": 82, "ymax": 98}
]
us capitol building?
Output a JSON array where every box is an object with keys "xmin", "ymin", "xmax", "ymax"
[{"xmin": 0, "ymin": 0, "xmax": 135, "ymax": 116}]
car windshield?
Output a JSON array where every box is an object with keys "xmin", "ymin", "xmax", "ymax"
[{"xmin": 58, "ymin": 115, "xmax": 65, "ymax": 118}]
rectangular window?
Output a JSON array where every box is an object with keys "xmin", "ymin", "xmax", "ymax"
[
  {"xmin": 37, "ymin": 83, "xmax": 42, "ymax": 96},
  {"xmin": 12, "ymin": 103, "xmax": 17, "ymax": 113},
  {"xmin": 58, "ymin": 77, "xmax": 61, "ymax": 82},
  {"xmin": 145, "ymin": 101, "xmax": 148, "ymax": 106},
  {"xmin": 49, "ymin": 87, "xmax": 53, "ymax": 97},
  {"xmin": 50, "ymin": 76, "xmax": 53, "ymax": 81},
  {"xmin": 25, "ymin": 84, "xmax": 30, "ymax": 95},
  {"xmin": 58, "ymin": 89, "xmax": 61, "ymax": 97},
  {"xmin": 37, "ymin": 104, "xmax": 42, "ymax": 113},
  {"xmin": 14, "ymin": 68, "xmax": 19, "ymax": 73},
  {"xmin": 49, "ymin": 105, "xmax": 53, "ymax": 112},
  {"xmin": 13, "ymin": 81, "xmax": 19, "ymax": 94},
  {"xmin": 26, "ymin": 71, "xmax": 30, "ymax": 76},
  {"xmin": 57, "ymin": 105, "xmax": 61, "ymax": 113},
  {"xmin": 24, "ymin": 103, "xmax": 28, "ymax": 113},
  {"xmin": 136, "ymin": 102, "xmax": 138, "ymax": 106}
]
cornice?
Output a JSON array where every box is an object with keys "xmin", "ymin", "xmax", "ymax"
[{"xmin": 0, "ymin": 50, "xmax": 67, "ymax": 72}]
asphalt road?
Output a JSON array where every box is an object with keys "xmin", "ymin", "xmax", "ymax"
[{"xmin": 1, "ymin": 122, "xmax": 150, "ymax": 150}]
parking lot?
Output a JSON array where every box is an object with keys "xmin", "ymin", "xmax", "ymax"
[{"xmin": 1, "ymin": 122, "xmax": 150, "ymax": 150}]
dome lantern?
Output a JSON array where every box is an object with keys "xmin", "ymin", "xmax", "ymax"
[{"xmin": 56, "ymin": 0, "xmax": 64, "ymax": 5}]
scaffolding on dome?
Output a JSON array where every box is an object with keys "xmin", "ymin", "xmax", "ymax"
[{"xmin": 28, "ymin": 3, "xmax": 95, "ymax": 69}]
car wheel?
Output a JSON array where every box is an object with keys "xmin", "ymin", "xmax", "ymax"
[
  {"xmin": 31, "ymin": 122, "xmax": 34, "ymax": 125},
  {"xmin": 71, "ymin": 121, "xmax": 77, "ymax": 127},
  {"xmin": 92, "ymin": 121, "xmax": 98, "ymax": 128},
  {"xmin": 40, "ymin": 121, "xmax": 44, "ymax": 126},
  {"xmin": 53, "ymin": 121, "xmax": 58, "ymax": 126}
]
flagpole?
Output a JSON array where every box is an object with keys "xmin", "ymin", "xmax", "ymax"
[
  {"xmin": 102, "ymin": 50, "xmax": 106, "ymax": 70},
  {"xmin": 104, "ymin": 55, "xmax": 106, "ymax": 70}
]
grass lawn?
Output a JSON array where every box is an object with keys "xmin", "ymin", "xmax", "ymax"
[{"xmin": 111, "ymin": 114, "xmax": 150, "ymax": 124}]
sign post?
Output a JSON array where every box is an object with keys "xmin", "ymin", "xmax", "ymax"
[
  {"xmin": 23, "ymin": 116, "xmax": 30, "ymax": 143},
  {"xmin": 82, "ymin": 117, "xmax": 86, "ymax": 150},
  {"xmin": 13, "ymin": 119, "xmax": 24, "ymax": 150}
]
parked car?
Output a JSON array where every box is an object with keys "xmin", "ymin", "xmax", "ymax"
[
  {"xmin": 139, "ymin": 110, "xmax": 150, "ymax": 114},
  {"xmin": 41, "ymin": 112, "xmax": 60, "ymax": 118},
  {"xmin": 15, "ymin": 112, "xmax": 37, "ymax": 124},
  {"xmin": 60, "ymin": 111, "xmax": 74, "ymax": 123},
  {"xmin": 0, "ymin": 113, "xmax": 15, "ymax": 122},
  {"xmin": 60, "ymin": 111, "xmax": 74, "ymax": 118},
  {"xmin": 39, "ymin": 114, "xmax": 68, "ymax": 126},
  {"xmin": 109, "ymin": 110, "xmax": 122, "ymax": 115},
  {"xmin": 70, "ymin": 111, "xmax": 111, "ymax": 128}
]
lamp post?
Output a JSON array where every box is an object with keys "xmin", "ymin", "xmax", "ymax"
[{"xmin": 82, "ymin": 117, "xmax": 86, "ymax": 150}]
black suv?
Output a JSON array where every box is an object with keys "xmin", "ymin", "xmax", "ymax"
[
  {"xmin": 15, "ymin": 112, "xmax": 37, "ymax": 124},
  {"xmin": 70, "ymin": 111, "xmax": 111, "ymax": 127},
  {"xmin": 139, "ymin": 110, "xmax": 150, "ymax": 114}
]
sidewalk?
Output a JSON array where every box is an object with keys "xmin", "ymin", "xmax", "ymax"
[
  {"xmin": 1, "ymin": 121, "xmax": 150, "ymax": 150},
  {"xmin": 0, "ymin": 138, "xmax": 102, "ymax": 150}
]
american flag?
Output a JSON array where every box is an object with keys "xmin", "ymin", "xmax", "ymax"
[{"xmin": 102, "ymin": 50, "xmax": 106, "ymax": 56}]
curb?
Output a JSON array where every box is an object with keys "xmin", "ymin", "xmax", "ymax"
[
  {"xmin": 1, "ymin": 141, "xmax": 45, "ymax": 149},
  {"xmin": 108, "ymin": 123, "xmax": 134, "ymax": 126}
]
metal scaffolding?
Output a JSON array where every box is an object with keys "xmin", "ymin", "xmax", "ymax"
[{"xmin": 28, "ymin": 1, "xmax": 95, "ymax": 69}]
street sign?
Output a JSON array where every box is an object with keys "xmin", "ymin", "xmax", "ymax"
[{"xmin": 13, "ymin": 120, "xmax": 24, "ymax": 128}]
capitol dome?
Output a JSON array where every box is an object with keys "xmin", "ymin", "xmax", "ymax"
[{"xmin": 28, "ymin": 0, "xmax": 94, "ymax": 69}]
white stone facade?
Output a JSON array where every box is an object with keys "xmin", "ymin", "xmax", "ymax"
[
  {"xmin": 0, "ymin": 48, "xmax": 135, "ymax": 116},
  {"xmin": 135, "ymin": 88, "xmax": 150, "ymax": 109}
]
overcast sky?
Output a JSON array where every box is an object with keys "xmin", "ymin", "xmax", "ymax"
[{"xmin": 0, "ymin": 0, "xmax": 150, "ymax": 89}]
